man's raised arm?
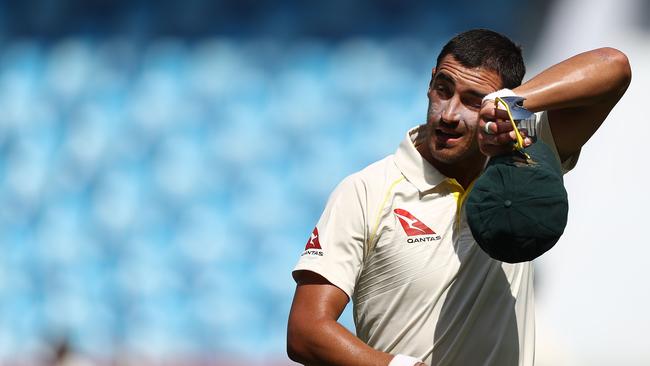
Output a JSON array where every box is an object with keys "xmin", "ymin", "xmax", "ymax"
[{"xmin": 514, "ymin": 47, "xmax": 631, "ymax": 161}]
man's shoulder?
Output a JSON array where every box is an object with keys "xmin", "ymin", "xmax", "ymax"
[
  {"xmin": 344, "ymin": 154, "xmax": 400, "ymax": 187},
  {"xmin": 331, "ymin": 154, "xmax": 401, "ymax": 201}
]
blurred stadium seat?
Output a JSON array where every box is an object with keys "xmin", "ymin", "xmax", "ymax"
[{"xmin": 0, "ymin": 34, "xmax": 431, "ymax": 363}]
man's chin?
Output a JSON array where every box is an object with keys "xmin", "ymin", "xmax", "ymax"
[
  {"xmin": 430, "ymin": 144, "xmax": 484, "ymax": 166},
  {"xmin": 430, "ymin": 144, "xmax": 464, "ymax": 164},
  {"xmin": 430, "ymin": 151, "xmax": 462, "ymax": 165}
]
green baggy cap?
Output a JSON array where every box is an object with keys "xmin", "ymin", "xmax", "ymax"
[{"xmin": 465, "ymin": 141, "xmax": 568, "ymax": 263}]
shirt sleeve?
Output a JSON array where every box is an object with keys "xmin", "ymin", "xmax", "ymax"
[
  {"xmin": 292, "ymin": 174, "xmax": 367, "ymax": 299},
  {"xmin": 535, "ymin": 111, "xmax": 581, "ymax": 174}
]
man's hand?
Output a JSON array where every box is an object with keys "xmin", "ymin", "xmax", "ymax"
[{"xmin": 478, "ymin": 100, "xmax": 532, "ymax": 157}]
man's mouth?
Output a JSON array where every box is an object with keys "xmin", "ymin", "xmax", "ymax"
[{"xmin": 435, "ymin": 129, "xmax": 463, "ymax": 145}]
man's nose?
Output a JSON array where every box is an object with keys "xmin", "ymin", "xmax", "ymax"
[{"xmin": 440, "ymin": 97, "xmax": 461, "ymax": 124}]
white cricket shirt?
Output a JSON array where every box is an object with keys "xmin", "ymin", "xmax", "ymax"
[{"xmin": 293, "ymin": 112, "xmax": 578, "ymax": 366}]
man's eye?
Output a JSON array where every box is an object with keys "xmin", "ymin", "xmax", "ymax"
[
  {"xmin": 434, "ymin": 84, "xmax": 450, "ymax": 96},
  {"xmin": 465, "ymin": 99, "xmax": 482, "ymax": 109}
]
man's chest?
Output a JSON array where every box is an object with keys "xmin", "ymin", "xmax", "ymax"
[{"xmin": 354, "ymin": 186, "xmax": 478, "ymax": 303}]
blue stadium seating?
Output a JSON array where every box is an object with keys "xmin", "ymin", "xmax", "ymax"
[{"xmin": 0, "ymin": 35, "xmax": 437, "ymax": 362}]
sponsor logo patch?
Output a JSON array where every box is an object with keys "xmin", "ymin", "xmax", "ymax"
[
  {"xmin": 393, "ymin": 208, "xmax": 441, "ymax": 242},
  {"xmin": 302, "ymin": 227, "xmax": 324, "ymax": 256}
]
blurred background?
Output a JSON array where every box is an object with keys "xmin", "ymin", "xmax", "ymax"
[{"xmin": 0, "ymin": 0, "xmax": 647, "ymax": 365}]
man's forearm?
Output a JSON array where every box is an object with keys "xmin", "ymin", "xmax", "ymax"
[
  {"xmin": 514, "ymin": 47, "xmax": 631, "ymax": 112},
  {"xmin": 511, "ymin": 47, "xmax": 630, "ymax": 160},
  {"xmin": 287, "ymin": 317, "xmax": 394, "ymax": 366}
]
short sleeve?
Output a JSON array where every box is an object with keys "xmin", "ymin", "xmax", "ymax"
[
  {"xmin": 292, "ymin": 175, "xmax": 367, "ymax": 299},
  {"xmin": 535, "ymin": 111, "xmax": 581, "ymax": 174}
]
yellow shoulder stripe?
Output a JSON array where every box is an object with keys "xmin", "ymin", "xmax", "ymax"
[{"xmin": 366, "ymin": 176, "xmax": 405, "ymax": 256}]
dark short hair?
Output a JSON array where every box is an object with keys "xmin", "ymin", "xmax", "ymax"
[{"xmin": 436, "ymin": 29, "xmax": 525, "ymax": 89}]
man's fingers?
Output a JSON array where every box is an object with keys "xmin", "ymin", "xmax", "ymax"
[
  {"xmin": 507, "ymin": 129, "xmax": 527, "ymax": 140},
  {"xmin": 494, "ymin": 121, "xmax": 514, "ymax": 134},
  {"xmin": 492, "ymin": 107, "xmax": 511, "ymax": 121},
  {"xmin": 483, "ymin": 121, "xmax": 496, "ymax": 135},
  {"xmin": 480, "ymin": 120, "xmax": 514, "ymax": 135},
  {"xmin": 480, "ymin": 102, "xmax": 511, "ymax": 121},
  {"xmin": 495, "ymin": 132, "xmax": 516, "ymax": 145},
  {"xmin": 480, "ymin": 99, "xmax": 535, "ymax": 152},
  {"xmin": 481, "ymin": 125, "xmax": 532, "ymax": 147},
  {"xmin": 508, "ymin": 129, "xmax": 533, "ymax": 146}
]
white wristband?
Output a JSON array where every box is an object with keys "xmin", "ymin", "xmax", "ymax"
[
  {"xmin": 388, "ymin": 354, "xmax": 422, "ymax": 366},
  {"xmin": 482, "ymin": 88, "xmax": 517, "ymax": 104}
]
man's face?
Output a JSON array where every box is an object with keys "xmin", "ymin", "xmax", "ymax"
[{"xmin": 424, "ymin": 55, "xmax": 503, "ymax": 165}]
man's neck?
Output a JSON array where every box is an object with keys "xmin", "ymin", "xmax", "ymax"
[
  {"xmin": 417, "ymin": 144, "xmax": 486, "ymax": 190},
  {"xmin": 433, "ymin": 158, "xmax": 486, "ymax": 189}
]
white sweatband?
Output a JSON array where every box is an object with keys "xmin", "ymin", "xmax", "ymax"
[
  {"xmin": 388, "ymin": 354, "xmax": 422, "ymax": 366},
  {"xmin": 482, "ymin": 88, "xmax": 517, "ymax": 104}
]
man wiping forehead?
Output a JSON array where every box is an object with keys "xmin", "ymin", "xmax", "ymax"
[{"xmin": 287, "ymin": 29, "xmax": 631, "ymax": 366}]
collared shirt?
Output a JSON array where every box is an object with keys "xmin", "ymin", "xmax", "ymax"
[{"xmin": 293, "ymin": 111, "xmax": 576, "ymax": 366}]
